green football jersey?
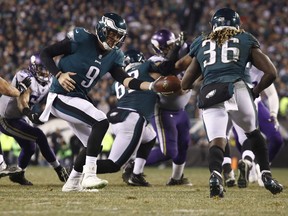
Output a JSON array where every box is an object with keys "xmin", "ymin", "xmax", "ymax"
[
  {"xmin": 50, "ymin": 27, "xmax": 124, "ymax": 98},
  {"xmin": 114, "ymin": 61, "xmax": 157, "ymax": 121},
  {"xmin": 189, "ymin": 32, "xmax": 260, "ymax": 86}
]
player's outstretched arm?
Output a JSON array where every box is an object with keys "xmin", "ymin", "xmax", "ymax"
[{"xmin": 0, "ymin": 77, "xmax": 20, "ymax": 97}]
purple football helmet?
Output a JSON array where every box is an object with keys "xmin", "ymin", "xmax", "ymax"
[
  {"xmin": 28, "ymin": 54, "xmax": 51, "ymax": 85},
  {"xmin": 151, "ymin": 29, "xmax": 176, "ymax": 56}
]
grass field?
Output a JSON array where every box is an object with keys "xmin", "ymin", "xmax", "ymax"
[{"xmin": 0, "ymin": 166, "xmax": 287, "ymax": 216}]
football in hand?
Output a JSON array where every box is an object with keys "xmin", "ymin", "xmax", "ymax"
[{"xmin": 153, "ymin": 75, "xmax": 181, "ymax": 93}]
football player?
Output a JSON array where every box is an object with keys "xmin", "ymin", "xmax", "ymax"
[
  {"xmin": 145, "ymin": 29, "xmax": 193, "ymax": 186},
  {"xmin": 222, "ymin": 65, "xmax": 284, "ymax": 188},
  {"xmin": 39, "ymin": 13, "xmax": 163, "ymax": 192},
  {"xmin": 0, "ymin": 71, "xmax": 31, "ymax": 178},
  {"xmin": 0, "ymin": 54, "xmax": 69, "ymax": 185},
  {"xmin": 95, "ymin": 49, "xmax": 160, "ymax": 186},
  {"xmin": 177, "ymin": 8, "xmax": 283, "ymax": 197}
]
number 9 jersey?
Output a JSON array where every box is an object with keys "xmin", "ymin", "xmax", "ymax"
[{"xmin": 50, "ymin": 27, "xmax": 125, "ymax": 97}]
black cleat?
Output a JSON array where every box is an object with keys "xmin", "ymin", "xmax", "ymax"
[
  {"xmin": 237, "ymin": 159, "xmax": 251, "ymax": 188},
  {"xmin": 54, "ymin": 166, "xmax": 69, "ymax": 182},
  {"xmin": 223, "ymin": 170, "xmax": 236, "ymax": 187},
  {"xmin": 9, "ymin": 171, "xmax": 33, "ymax": 186},
  {"xmin": 128, "ymin": 173, "xmax": 151, "ymax": 187},
  {"xmin": 209, "ymin": 171, "xmax": 224, "ymax": 198},
  {"xmin": 166, "ymin": 174, "xmax": 192, "ymax": 186},
  {"xmin": 0, "ymin": 164, "xmax": 22, "ymax": 178},
  {"xmin": 262, "ymin": 172, "xmax": 283, "ymax": 195},
  {"xmin": 122, "ymin": 160, "xmax": 134, "ymax": 184}
]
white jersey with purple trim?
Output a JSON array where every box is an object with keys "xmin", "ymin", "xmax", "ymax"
[
  {"xmin": 0, "ymin": 69, "xmax": 52, "ymax": 119},
  {"xmin": 148, "ymin": 55, "xmax": 192, "ymax": 110}
]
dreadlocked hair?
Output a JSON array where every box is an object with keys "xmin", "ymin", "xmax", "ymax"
[{"xmin": 205, "ymin": 28, "xmax": 245, "ymax": 46}]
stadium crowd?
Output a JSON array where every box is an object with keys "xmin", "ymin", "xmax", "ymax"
[{"xmin": 0, "ymin": 0, "xmax": 288, "ymax": 163}]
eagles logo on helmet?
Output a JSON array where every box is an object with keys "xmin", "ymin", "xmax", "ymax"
[{"xmin": 96, "ymin": 13, "xmax": 127, "ymax": 50}]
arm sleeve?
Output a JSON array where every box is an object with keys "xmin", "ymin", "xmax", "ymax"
[
  {"xmin": 263, "ymin": 84, "xmax": 279, "ymax": 116},
  {"xmin": 109, "ymin": 66, "xmax": 130, "ymax": 84},
  {"xmin": 40, "ymin": 37, "xmax": 72, "ymax": 76}
]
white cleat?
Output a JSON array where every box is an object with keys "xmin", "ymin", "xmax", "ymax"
[
  {"xmin": 255, "ymin": 164, "xmax": 264, "ymax": 187},
  {"xmin": 249, "ymin": 162, "xmax": 258, "ymax": 183},
  {"xmin": 81, "ymin": 165, "xmax": 108, "ymax": 189},
  {"xmin": 62, "ymin": 176, "xmax": 83, "ymax": 192}
]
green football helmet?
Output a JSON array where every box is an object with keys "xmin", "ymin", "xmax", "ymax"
[{"xmin": 96, "ymin": 13, "xmax": 127, "ymax": 50}]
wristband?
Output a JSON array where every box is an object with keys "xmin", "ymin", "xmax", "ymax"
[
  {"xmin": 128, "ymin": 78, "xmax": 143, "ymax": 90},
  {"xmin": 149, "ymin": 82, "xmax": 154, "ymax": 91}
]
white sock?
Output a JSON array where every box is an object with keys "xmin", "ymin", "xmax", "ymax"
[
  {"xmin": 133, "ymin": 158, "xmax": 146, "ymax": 175},
  {"xmin": 69, "ymin": 169, "xmax": 83, "ymax": 179},
  {"xmin": 171, "ymin": 163, "xmax": 185, "ymax": 180},
  {"xmin": 222, "ymin": 157, "xmax": 232, "ymax": 165},
  {"xmin": 85, "ymin": 156, "xmax": 97, "ymax": 166},
  {"xmin": 50, "ymin": 160, "xmax": 60, "ymax": 168}
]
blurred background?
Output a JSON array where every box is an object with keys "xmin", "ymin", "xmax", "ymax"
[{"xmin": 0, "ymin": 0, "xmax": 287, "ymax": 168}]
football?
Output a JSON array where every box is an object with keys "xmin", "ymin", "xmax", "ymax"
[{"xmin": 153, "ymin": 75, "xmax": 181, "ymax": 93}]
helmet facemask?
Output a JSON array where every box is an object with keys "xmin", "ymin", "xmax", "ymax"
[
  {"xmin": 29, "ymin": 55, "xmax": 51, "ymax": 86},
  {"xmin": 96, "ymin": 13, "xmax": 127, "ymax": 51}
]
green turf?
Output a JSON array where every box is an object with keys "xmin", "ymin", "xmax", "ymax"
[{"xmin": 0, "ymin": 166, "xmax": 287, "ymax": 216}]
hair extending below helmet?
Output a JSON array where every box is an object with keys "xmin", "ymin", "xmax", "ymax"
[
  {"xmin": 28, "ymin": 54, "xmax": 50, "ymax": 85},
  {"xmin": 96, "ymin": 13, "xmax": 127, "ymax": 50},
  {"xmin": 207, "ymin": 8, "xmax": 245, "ymax": 46},
  {"xmin": 151, "ymin": 29, "xmax": 176, "ymax": 56},
  {"xmin": 124, "ymin": 49, "xmax": 145, "ymax": 71}
]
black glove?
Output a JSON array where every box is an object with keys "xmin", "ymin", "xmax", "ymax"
[
  {"xmin": 22, "ymin": 107, "xmax": 44, "ymax": 125},
  {"xmin": 17, "ymin": 77, "xmax": 31, "ymax": 95}
]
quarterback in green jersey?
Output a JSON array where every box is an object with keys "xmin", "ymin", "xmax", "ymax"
[
  {"xmin": 40, "ymin": 13, "xmax": 158, "ymax": 192},
  {"xmin": 176, "ymin": 8, "xmax": 283, "ymax": 197}
]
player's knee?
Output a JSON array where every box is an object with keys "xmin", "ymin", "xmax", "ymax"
[
  {"xmin": 210, "ymin": 137, "xmax": 226, "ymax": 152},
  {"xmin": 92, "ymin": 119, "xmax": 109, "ymax": 130},
  {"xmin": 106, "ymin": 159, "xmax": 121, "ymax": 173},
  {"xmin": 23, "ymin": 142, "xmax": 37, "ymax": 156}
]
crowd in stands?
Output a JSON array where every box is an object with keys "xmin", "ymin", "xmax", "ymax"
[{"xmin": 1, "ymin": 0, "xmax": 288, "ymax": 158}]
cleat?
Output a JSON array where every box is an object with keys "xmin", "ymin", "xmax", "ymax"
[
  {"xmin": 209, "ymin": 171, "xmax": 224, "ymax": 198},
  {"xmin": 62, "ymin": 175, "xmax": 83, "ymax": 192},
  {"xmin": 223, "ymin": 170, "xmax": 236, "ymax": 187},
  {"xmin": 128, "ymin": 173, "xmax": 151, "ymax": 187},
  {"xmin": 237, "ymin": 159, "xmax": 251, "ymax": 188},
  {"xmin": 122, "ymin": 160, "xmax": 134, "ymax": 184},
  {"xmin": 166, "ymin": 174, "xmax": 193, "ymax": 186},
  {"xmin": 261, "ymin": 171, "xmax": 283, "ymax": 195},
  {"xmin": 9, "ymin": 171, "xmax": 33, "ymax": 186},
  {"xmin": 255, "ymin": 164, "xmax": 264, "ymax": 187},
  {"xmin": 0, "ymin": 163, "xmax": 22, "ymax": 178},
  {"xmin": 54, "ymin": 165, "xmax": 69, "ymax": 182},
  {"xmin": 248, "ymin": 162, "xmax": 258, "ymax": 183},
  {"xmin": 81, "ymin": 165, "xmax": 108, "ymax": 189}
]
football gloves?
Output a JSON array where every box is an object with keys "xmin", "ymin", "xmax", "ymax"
[
  {"xmin": 22, "ymin": 107, "xmax": 43, "ymax": 125},
  {"xmin": 17, "ymin": 77, "xmax": 31, "ymax": 95}
]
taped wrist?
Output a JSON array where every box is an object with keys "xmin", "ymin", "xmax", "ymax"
[{"xmin": 128, "ymin": 78, "xmax": 144, "ymax": 90}]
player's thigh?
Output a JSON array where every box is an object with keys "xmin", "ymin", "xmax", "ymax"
[
  {"xmin": 202, "ymin": 105, "xmax": 229, "ymax": 142},
  {"xmin": 51, "ymin": 95, "xmax": 107, "ymax": 125},
  {"xmin": 108, "ymin": 112, "xmax": 146, "ymax": 164},
  {"xmin": 142, "ymin": 123, "xmax": 156, "ymax": 143},
  {"xmin": 230, "ymin": 83, "xmax": 257, "ymax": 133}
]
